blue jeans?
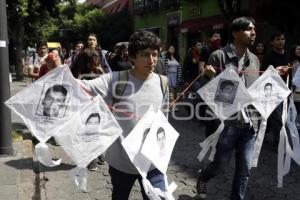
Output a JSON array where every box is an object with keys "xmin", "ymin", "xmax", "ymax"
[
  {"xmin": 108, "ymin": 166, "xmax": 166, "ymax": 200},
  {"xmin": 198, "ymin": 126, "xmax": 256, "ymax": 200}
]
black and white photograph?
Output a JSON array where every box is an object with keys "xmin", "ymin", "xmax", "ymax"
[
  {"xmin": 36, "ymin": 83, "xmax": 72, "ymax": 118},
  {"xmin": 156, "ymin": 127, "xmax": 166, "ymax": 153},
  {"xmin": 74, "ymin": 112, "xmax": 101, "ymax": 144},
  {"xmin": 214, "ymin": 79, "xmax": 239, "ymax": 104}
]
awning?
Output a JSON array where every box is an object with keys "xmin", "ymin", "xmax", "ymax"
[
  {"xmin": 175, "ymin": 15, "xmax": 228, "ymax": 33},
  {"xmin": 103, "ymin": 0, "xmax": 128, "ymax": 14},
  {"xmin": 47, "ymin": 42, "xmax": 61, "ymax": 49}
]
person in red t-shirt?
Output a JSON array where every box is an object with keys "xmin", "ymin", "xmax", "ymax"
[{"xmin": 38, "ymin": 49, "xmax": 62, "ymax": 78}]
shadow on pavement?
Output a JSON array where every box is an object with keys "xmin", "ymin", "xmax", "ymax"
[
  {"xmin": 5, "ymin": 158, "xmax": 33, "ymax": 170},
  {"xmin": 5, "ymin": 158, "xmax": 75, "ymax": 172},
  {"xmin": 178, "ymin": 194, "xmax": 196, "ymax": 199},
  {"xmin": 37, "ymin": 162, "xmax": 75, "ymax": 172}
]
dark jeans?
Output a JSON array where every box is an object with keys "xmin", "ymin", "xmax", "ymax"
[
  {"xmin": 198, "ymin": 126, "xmax": 256, "ymax": 200},
  {"xmin": 108, "ymin": 166, "xmax": 166, "ymax": 200},
  {"xmin": 267, "ymin": 102, "xmax": 283, "ymax": 146}
]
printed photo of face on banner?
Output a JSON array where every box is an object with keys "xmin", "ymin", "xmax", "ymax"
[
  {"xmin": 214, "ymin": 79, "xmax": 239, "ymax": 104},
  {"xmin": 198, "ymin": 67, "xmax": 253, "ymax": 121},
  {"xmin": 36, "ymin": 83, "xmax": 72, "ymax": 118},
  {"xmin": 74, "ymin": 104, "xmax": 103, "ymax": 141},
  {"xmin": 263, "ymin": 82, "xmax": 273, "ymax": 98},
  {"xmin": 248, "ymin": 66, "xmax": 291, "ymax": 120},
  {"xmin": 156, "ymin": 127, "xmax": 166, "ymax": 153},
  {"xmin": 76, "ymin": 112, "xmax": 101, "ymax": 143}
]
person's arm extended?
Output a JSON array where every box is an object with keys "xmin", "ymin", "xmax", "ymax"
[
  {"xmin": 79, "ymin": 73, "xmax": 112, "ymax": 98},
  {"xmin": 203, "ymin": 53, "xmax": 219, "ymax": 78},
  {"xmin": 28, "ymin": 67, "xmax": 39, "ymax": 79}
]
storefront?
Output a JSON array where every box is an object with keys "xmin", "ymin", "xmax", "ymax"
[{"xmin": 133, "ymin": 0, "xmax": 227, "ymax": 61}]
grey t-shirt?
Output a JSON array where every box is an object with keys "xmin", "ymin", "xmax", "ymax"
[{"xmin": 82, "ymin": 72, "xmax": 168, "ymax": 174}]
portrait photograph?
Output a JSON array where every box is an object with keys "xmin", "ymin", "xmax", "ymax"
[
  {"xmin": 74, "ymin": 112, "xmax": 102, "ymax": 144},
  {"xmin": 36, "ymin": 82, "xmax": 72, "ymax": 118},
  {"xmin": 214, "ymin": 79, "xmax": 239, "ymax": 104}
]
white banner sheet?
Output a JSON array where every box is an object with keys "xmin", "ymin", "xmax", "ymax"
[
  {"xmin": 122, "ymin": 107, "xmax": 179, "ymax": 199},
  {"xmin": 197, "ymin": 66, "xmax": 253, "ymax": 121},
  {"xmin": 197, "ymin": 67, "xmax": 253, "ymax": 161},
  {"xmin": 141, "ymin": 110, "xmax": 179, "ymax": 174},
  {"xmin": 5, "ymin": 65, "xmax": 91, "ymax": 143},
  {"xmin": 248, "ymin": 66, "xmax": 291, "ymax": 120},
  {"xmin": 55, "ymin": 95, "xmax": 122, "ymax": 167},
  {"xmin": 248, "ymin": 66, "xmax": 291, "ymax": 167}
]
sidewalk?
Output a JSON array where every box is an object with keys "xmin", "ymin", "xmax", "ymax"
[
  {"xmin": 0, "ymin": 138, "xmax": 36, "ymax": 200},
  {"xmin": 0, "ymin": 78, "xmax": 36, "ymax": 200}
]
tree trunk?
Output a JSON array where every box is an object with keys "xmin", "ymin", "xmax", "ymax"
[{"xmin": 15, "ymin": 19, "xmax": 25, "ymax": 80}]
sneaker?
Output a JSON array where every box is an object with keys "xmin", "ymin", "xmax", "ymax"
[
  {"xmin": 88, "ymin": 166, "xmax": 98, "ymax": 171},
  {"xmin": 97, "ymin": 155, "xmax": 107, "ymax": 165},
  {"xmin": 196, "ymin": 177, "xmax": 207, "ymax": 199},
  {"xmin": 87, "ymin": 160, "xmax": 98, "ymax": 171}
]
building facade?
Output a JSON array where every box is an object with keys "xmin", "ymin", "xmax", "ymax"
[{"xmin": 133, "ymin": 0, "xmax": 229, "ymax": 61}]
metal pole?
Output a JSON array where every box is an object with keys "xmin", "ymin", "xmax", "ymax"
[{"xmin": 0, "ymin": 0, "xmax": 13, "ymax": 155}]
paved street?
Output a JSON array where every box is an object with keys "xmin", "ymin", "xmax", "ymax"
[{"xmin": 8, "ymin": 79, "xmax": 300, "ymax": 199}]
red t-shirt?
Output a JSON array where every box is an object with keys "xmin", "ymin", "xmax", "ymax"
[{"xmin": 38, "ymin": 64, "xmax": 49, "ymax": 78}]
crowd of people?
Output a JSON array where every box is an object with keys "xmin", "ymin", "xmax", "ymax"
[{"xmin": 23, "ymin": 16, "xmax": 300, "ymax": 200}]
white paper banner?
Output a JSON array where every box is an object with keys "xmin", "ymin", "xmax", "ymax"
[
  {"xmin": 248, "ymin": 66, "xmax": 291, "ymax": 169},
  {"xmin": 141, "ymin": 110, "xmax": 179, "ymax": 174},
  {"xmin": 251, "ymin": 120, "xmax": 267, "ymax": 167},
  {"xmin": 286, "ymin": 96, "xmax": 300, "ymax": 165},
  {"xmin": 197, "ymin": 67, "xmax": 253, "ymax": 162},
  {"xmin": 122, "ymin": 106, "xmax": 156, "ymax": 176},
  {"xmin": 122, "ymin": 107, "xmax": 178, "ymax": 199},
  {"xmin": 198, "ymin": 121, "xmax": 224, "ymax": 162},
  {"xmin": 69, "ymin": 166, "xmax": 88, "ymax": 192},
  {"xmin": 198, "ymin": 66, "xmax": 253, "ymax": 121},
  {"xmin": 292, "ymin": 65, "xmax": 300, "ymax": 88},
  {"xmin": 34, "ymin": 142, "xmax": 61, "ymax": 167},
  {"xmin": 55, "ymin": 95, "xmax": 122, "ymax": 167},
  {"xmin": 248, "ymin": 66, "xmax": 291, "ymax": 120},
  {"xmin": 5, "ymin": 65, "xmax": 91, "ymax": 143},
  {"xmin": 55, "ymin": 95, "xmax": 122, "ymax": 191}
]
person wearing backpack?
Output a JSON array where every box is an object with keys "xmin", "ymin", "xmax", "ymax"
[
  {"xmin": 80, "ymin": 30, "xmax": 168, "ymax": 199},
  {"xmin": 28, "ymin": 41, "xmax": 48, "ymax": 80}
]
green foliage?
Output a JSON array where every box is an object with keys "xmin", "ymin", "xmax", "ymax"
[
  {"xmin": 8, "ymin": 1, "xmax": 132, "ymax": 50},
  {"xmin": 56, "ymin": 3, "xmax": 132, "ymax": 50}
]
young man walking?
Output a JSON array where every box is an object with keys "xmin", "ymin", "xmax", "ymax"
[
  {"xmin": 81, "ymin": 31, "xmax": 168, "ymax": 200},
  {"xmin": 196, "ymin": 17, "xmax": 260, "ymax": 200}
]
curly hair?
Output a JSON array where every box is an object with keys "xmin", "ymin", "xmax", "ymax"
[{"xmin": 128, "ymin": 31, "xmax": 161, "ymax": 58}]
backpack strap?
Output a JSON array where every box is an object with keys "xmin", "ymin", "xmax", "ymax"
[
  {"xmin": 112, "ymin": 70, "xmax": 129, "ymax": 105},
  {"xmin": 158, "ymin": 74, "xmax": 168, "ymax": 100},
  {"xmin": 32, "ymin": 53, "xmax": 36, "ymax": 65}
]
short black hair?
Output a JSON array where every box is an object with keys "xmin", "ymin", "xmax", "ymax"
[
  {"xmin": 270, "ymin": 30, "xmax": 285, "ymax": 42},
  {"xmin": 128, "ymin": 31, "xmax": 161, "ymax": 58},
  {"xmin": 36, "ymin": 41, "xmax": 48, "ymax": 49},
  {"xmin": 157, "ymin": 127, "xmax": 165, "ymax": 136},
  {"xmin": 208, "ymin": 30, "xmax": 221, "ymax": 38},
  {"xmin": 220, "ymin": 80, "xmax": 234, "ymax": 90},
  {"xmin": 229, "ymin": 17, "xmax": 255, "ymax": 42},
  {"xmin": 45, "ymin": 85, "xmax": 67, "ymax": 98},
  {"xmin": 75, "ymin": 41, "xmax": 84, "ymax": 47},
  {"xmin": 85, "ymin": 113, "xmax": 100, "ymax": 125},
  {"xmin": 264, "ymin": 82, "xmax": 272, "ymax": 88},
  {"xmin": 191, "ymin": 39, "xmax": 202, "ymax": 47}
]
